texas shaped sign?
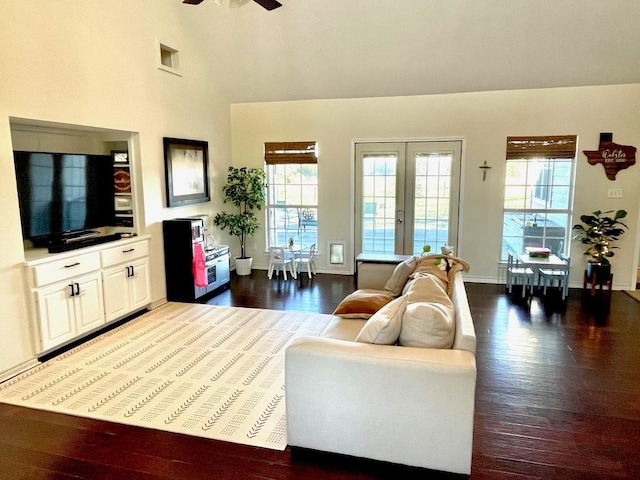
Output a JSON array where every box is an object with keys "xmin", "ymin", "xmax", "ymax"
[{"xmin": 583, "ymin": 141, "xmax": 636, "ymax": 180}]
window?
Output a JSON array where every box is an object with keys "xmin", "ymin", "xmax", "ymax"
[
  {"xmin": 501, "ymin": 136, "xmax": 577, "ymax": 260},
  {"xmin": 265, "ymin": 142, "xmax": 318, "ymax": 249}
]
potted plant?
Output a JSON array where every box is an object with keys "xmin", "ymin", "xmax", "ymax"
[
  {"xmin": 572, "ymin": 209, "xmax": 628, "ymax": 284},
  {"xmin": 213, "ymin": 166, "xmax": 267, "ymax": 276}
]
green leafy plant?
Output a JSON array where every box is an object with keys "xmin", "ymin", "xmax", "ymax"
[
  {"xmin": 213, "ymin": 166, "xmax": 267, "ymax": 259},
  {"xmin": 572, "ymin": 209, "xmax": 628, "ymax": 265}
]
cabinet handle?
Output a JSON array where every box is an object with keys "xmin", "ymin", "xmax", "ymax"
[
  {"xmin": 65, "ymin": 262, "xmax": 80, "ymax": 268},
  {"xmin": 123, "ymin": 248, "xmax": 135, "ymax": 253},
  {"xmin": 69, "ymin": 284, "xmax": 75, "ymax": 297},
  {"xmin": 75, "ymin": 283, "xmax": 80, "ymax": 296},
  {"xmin": 130, "ymin": 265, "xmax": 135, "ymax": 277}
]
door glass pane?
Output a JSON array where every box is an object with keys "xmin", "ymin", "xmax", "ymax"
[
  {"xmin": 361, "ymin": 154, "xmax": 396, "ymax": 254},
  {"xmin": 412, "ymin": 153, "xmax": 452, "ymax": 254}
]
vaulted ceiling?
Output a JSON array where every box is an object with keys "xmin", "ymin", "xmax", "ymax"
[{"xmin": 184, "ymin": 0, "xmax": 640, "ymax": 104}]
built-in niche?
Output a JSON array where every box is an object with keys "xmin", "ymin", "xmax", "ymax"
[
  {"xmin": 158, "ymin": 41, "xmax": 182, "ymax": 76},
  {"xmin": 9, "ymin": 118, "xmax": 139, "ymax": 252}
]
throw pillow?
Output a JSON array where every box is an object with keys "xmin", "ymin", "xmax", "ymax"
[
  {"xmin": 332, "ymin": 290, "xmax": 395, "ymax": 319},
  {"xmin": 383, "ymin": 256, "xmax": 417, "ymax": 296},
  {"xmin": 355, "ymin": 295, "xmax": 407, "ymax": 344},
  {"xmin": 399, "ymin": 276, "xmax": 455, "ymax": 349}
]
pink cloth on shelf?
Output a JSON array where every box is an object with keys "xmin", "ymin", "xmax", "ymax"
[{"xmin": 192, "ymin": 243, "xmax": 208, "ymax": 287}]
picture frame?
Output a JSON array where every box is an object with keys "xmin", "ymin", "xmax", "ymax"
[
  {"xmin": 111, "ymin": 150, "xmax": 129, "ymax": 164},
  {"xmin": 163, "ymin": 137, "xmax": 210, "ymax": 207}
]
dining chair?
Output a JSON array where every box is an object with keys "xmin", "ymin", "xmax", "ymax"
[
  {"xmin": 507, "ymin": 251, "xmax": 535, "ymax": 297},
  {"xmin": 295, "ymin": 243, "xmax": 317, "ymax": 278},
  {"xmin": 267, "ymin": 246, "xmax": 297, "ymax": 280},
  {"xmin": 539, "ymin": 253, "xmax": 570, "ymax": 300}
]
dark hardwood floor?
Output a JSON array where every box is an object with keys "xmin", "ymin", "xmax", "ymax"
[{"xmin": 1, "ymin": 272, "xmax": 639, "ymax": 479}]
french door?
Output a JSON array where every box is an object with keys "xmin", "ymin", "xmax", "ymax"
[{"xmin": 355, "ymin": 141, "xmax": 462, "ymax": 256}]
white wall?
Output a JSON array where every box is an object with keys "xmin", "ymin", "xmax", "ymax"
[
  {"xmin": 0, "ymin": 0, "xmax": 232, "ymax": 377},
  {"xmin": 1, "ymin": 0, "xmax": 639, "ymax": 379},
  {"xmin": 230, "ymin": 84, "xmax": 640, "ymax": 286}
]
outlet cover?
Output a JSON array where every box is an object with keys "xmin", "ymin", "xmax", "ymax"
[{"xmin": 607, "ymin": 188, "xmax": 623, "ymax": 198}]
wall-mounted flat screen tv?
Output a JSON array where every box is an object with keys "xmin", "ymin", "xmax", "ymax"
[{"xmin": 13, "ymin": 151, "xmax": 115, "ymax": 246}]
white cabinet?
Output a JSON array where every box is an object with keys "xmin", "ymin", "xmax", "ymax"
[
  {"xmin": 101, "ymin": 240, "xmax": 151, "ymax": 322},
  {"xmin": 30, "ymin": 253, "xmax": 105, "ymax": 352},
  {"xmin": 26, "ymin": 236, "xmax": 151, "ymax": 354},
  {"xmin": 35, "ymin": 272, "xmax": 105, "ymax": 351}
]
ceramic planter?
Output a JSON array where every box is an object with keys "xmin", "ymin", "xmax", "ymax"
[
  {"xmin": 235, "ymin": 257, "xmax": 253, "ymax": 276},
  {"xmin": 586, "ymin": 261, "xmax": 611, "ymax": 285}
]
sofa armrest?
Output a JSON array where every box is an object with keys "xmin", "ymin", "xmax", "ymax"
[{"xmin": 285, "ymin": 338, "xmax": 476, "ymax": 474}]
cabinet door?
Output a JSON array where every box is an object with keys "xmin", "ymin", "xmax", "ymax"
[
  {"xmin": 74, "ymin": 273, "xmax": 105, "ymax": 334},
  {"xmin": 102, "ymin": 265, "xmax": 129, "ymax": 322},
  {"xmin": 129, "ymin": 258, "xmax": 151, "ymax": 311},
  {"xmin": 35, "ymin": 284, "xmax": 76, "ymax": 352},
  {"xmin": 216, "ymin": 254, "xmax": 231, "ymax": 285}
]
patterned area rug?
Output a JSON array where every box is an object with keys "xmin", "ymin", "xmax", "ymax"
[
  {"xmin": 0, "ymin": 302, "xmax": 333, "ymax": 450},
  {"xmin": 624, "ymin": 289, "xmax": 640, "ymax": 303}
]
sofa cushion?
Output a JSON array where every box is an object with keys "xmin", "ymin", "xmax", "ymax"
[
  {"xmin": 320, "ymin": 317, "xmax": 367, "ymax": 341},
  {"xmin": 332, "ymin": 289, "xmax": 394, "ymax": 319},
  {"xmin": 399, "ymin": 275, "xmax": 455, "ymax": 348},
  {"xmin": 355, "ymin": 295, "xmax": 407, "ymax": 344},
  {"xmin": 383, "ymin": 256, "xmax": 417, "ymax": 296}
]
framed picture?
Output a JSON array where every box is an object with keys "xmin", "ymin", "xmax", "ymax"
[
  {"xmin": 163, "ymin": 137, "xmax": 210, "ymax": 207},
  {"xmin": 112, "ymin": 150, "xmax": 129, "ymax": 164}
]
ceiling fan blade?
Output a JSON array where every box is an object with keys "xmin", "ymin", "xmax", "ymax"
[
  {"xmin": 253, "ymin": 0, "xmax": 282, "ymax": 10},
  {"xmin": 183, "ymin": 0, "xmax": 205, "ymax": 4}
]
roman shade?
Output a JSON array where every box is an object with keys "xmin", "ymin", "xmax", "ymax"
[
  {"xmin": 506, "ymin": 135, "xmax": 577, "ymax": 159},
  {"xmin": 264, "ymin": 141, "xmax": 317, "ymax": 164}
]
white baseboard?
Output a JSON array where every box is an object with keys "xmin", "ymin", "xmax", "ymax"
[{"xmin": 0, "ymin": 358, "xmax": 40, "ymax": 383}]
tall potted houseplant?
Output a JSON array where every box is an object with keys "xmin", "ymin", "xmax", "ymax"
[
  {"xmin": 213, "ymin": 166, "xmax": 267, "ymax": 276},
  {"xmin": 572, "ymin": 209, "xmax": 628, "ymax": 284}
]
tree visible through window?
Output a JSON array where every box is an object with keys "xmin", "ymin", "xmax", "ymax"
[
  {"xmin": 501, "ymin": 136, "xmax": 577, "ymax": 260},
  {"xmin": 264, "ymin": 142, "xmax": 318, "ymax": 249}
]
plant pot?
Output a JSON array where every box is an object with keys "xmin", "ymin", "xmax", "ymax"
[
  {"xmin": 235, "ymin": 257, "xmax": 253, "ymax": 276},
  {"xmin": 586, "ymin": 261, "xmax": 611, "ymax": 285}
]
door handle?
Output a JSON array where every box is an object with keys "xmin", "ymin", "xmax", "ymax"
[{"xmin": 397, "ymin": 209, "xmax": 404, "ymax": 224}]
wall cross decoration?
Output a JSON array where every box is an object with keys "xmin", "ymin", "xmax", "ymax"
[
  {"xmin": 583, "ymin": 133, "xmax": 636, "ymax": 180},
  {"xmin": 479, "ymin": 161, "xmax": 492, "ymax": 181}
]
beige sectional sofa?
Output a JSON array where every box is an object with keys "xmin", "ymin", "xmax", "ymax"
[{"xmin": 285, "ymin": 255, "xmax": 477, "ymax": 475}]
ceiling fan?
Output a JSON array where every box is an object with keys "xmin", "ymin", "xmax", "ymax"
[{"xmin": 183, "ymin": 0, "xmax": 282, "ymax": 11}]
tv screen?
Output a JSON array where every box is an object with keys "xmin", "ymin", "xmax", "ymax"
[{"xmin": 13, "ymin": 151, "xmax": 115, "ymax": 244}]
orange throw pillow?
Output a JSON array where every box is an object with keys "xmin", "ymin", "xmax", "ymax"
[{"xmin": 333, "ymin": 290, "xmax": 395, "ymax": 319}]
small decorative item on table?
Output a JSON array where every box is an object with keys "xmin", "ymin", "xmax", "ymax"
[{"xmin": 525, "ymin": 247, "xmax": 551, "ymax": 258}]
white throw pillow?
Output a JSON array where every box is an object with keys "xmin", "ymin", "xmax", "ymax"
[
  {"xmin": 383, "ymin": 256, "xmax": 417, "ymax": 296},
  {"xmin": 399, "ymin": 276, "xmax": 455, "ymax": 349},
  {"xmin": 355, "ymin": 295, "xmax": 407, "ymax": 344}
]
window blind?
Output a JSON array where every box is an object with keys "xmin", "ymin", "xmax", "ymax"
[
  {"xmin": 264, "ymin": 141, "xmax": 317, "ymax": 164},
  {"xmin": 506, "ymin": 135, "xmax": 577, "ymax": 159}
]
